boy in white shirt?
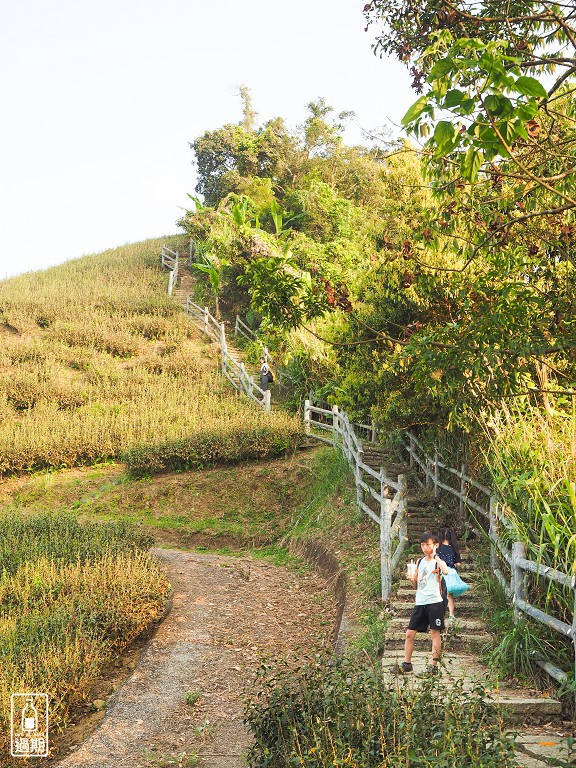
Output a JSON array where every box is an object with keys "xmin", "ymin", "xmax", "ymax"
[{"xmin": 396, "ymin": 531, "xmax": 449, "ymax": 675}]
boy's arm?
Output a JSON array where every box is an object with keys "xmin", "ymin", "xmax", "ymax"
[{"xmin": 434, "ymin": 554, "xmax": 450, "ymax": 575}]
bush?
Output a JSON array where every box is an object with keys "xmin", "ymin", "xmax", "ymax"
[
  {"xmin": 0, "ymin": 512, "xmax": 169, "ymax": 754},
  {"xmin": 124, "ymin": 420, "xmax": 302, "ymax": 475},
  {"xmin": 245, "ymin": 654, "xmax": 517, "ymax": 768}
]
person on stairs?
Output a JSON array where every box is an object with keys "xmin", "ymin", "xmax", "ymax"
[
  {"xmin": 259, "ymin": 356, "xmax": 270, "ymax": 396},
  {"xmin": 437, "ymin": 528, "xmax": 462, "ymax": 626},
  {"xmin": 395, "ymin": 531, "xmax": 450, "ymax": 675}
]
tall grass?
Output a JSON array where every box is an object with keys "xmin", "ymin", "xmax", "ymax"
[
  {"xmin": 0, "ymin": 236, "xmax": 302, "ymax": 474},
  {"xmin": 479, "ymin": 400, "xmax": 576, "ymax": 675},
  {"xmin": 0, "ymin": 512, "xmax": 169, "ymax": 757},
  {"xmin": 480, "ymin": 401, "xmax": 576, "ymax": 575}
]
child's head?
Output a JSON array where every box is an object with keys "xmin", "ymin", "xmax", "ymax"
[
  {"xmin": 419, "ymin": 531, "xmax": 439, "ymax": 557},
  {"xmin": 438, "ymin": 528, "xmax": 458, "ymax": 547}
]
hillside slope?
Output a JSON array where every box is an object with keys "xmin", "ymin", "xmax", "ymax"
[{"xmin": 0, "ymin": 237, "xmax": 300, "ymax": 475}]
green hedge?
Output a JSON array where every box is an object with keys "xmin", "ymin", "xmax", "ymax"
[{"xmin": 123, "ymin": 423, "xmax": 302, "ymax": 475}]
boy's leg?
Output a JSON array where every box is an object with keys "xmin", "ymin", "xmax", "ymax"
[
  {"xmin": 430, "ymin": 629, "xmax": 441, "ymax": 666},
  {"xmin": 405, "ymin": 629, "xmax": 416, "ymax": 664}
]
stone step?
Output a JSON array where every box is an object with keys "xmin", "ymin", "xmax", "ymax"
[
  {"xmin": 389, "ymin": 616, "xmax": 485, "ymax": 631},
  {"xmin": 385, "ymin": 628, "xmax": 490, "ymax": 652},
  {"xmin": 380, "ymin": 651, "xmax": 563, "ymax": 724},
  {"xmin": 391, "ymin": 599, "xmax": 482, "ymax": 613}
]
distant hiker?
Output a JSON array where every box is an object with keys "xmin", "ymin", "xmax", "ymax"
[
  {"xmin": 259, "ymin": 356, "xmax": 270, "ymax": 393},
  {"xmin": 437, "ymin": 528, "xmax": 463, "ymax": 625},
  {"xmin": 395, "ymin": 531, "xmax": 449, "ymax": 675}
]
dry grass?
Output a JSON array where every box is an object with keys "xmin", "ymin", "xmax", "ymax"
[
  {"xmin": 0, "ymin": 236, "xmax": 302, "ymax": 474},
  {"xmin": 0, "ymin": 512, "xmax": 170, "ymax": 758}
]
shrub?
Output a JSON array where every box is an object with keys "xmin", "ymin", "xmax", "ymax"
[
  {"xmin": 0, "ymin": 512, "xmax": 168, "ymax": 755},
  {"xmin": 245, "ymin": 654, "xmax": 517, "ymax": 768},
  {"xmin": 124, "ymin": 419, "xmax": 302, "ymax": 475}
]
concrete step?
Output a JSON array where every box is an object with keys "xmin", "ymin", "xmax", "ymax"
[
  {"xmin": 389, "ymin": 616, "xmax": 485, "ymax": 631},
  {"xmin": 380, "ymin": 651, "xmax": 563, "ymax": 724},
  {"xmin": 392, "ymin": 599, "xmax": 482, "ymax": 613},
  {"xmin": 385, "ymin": 628, "xmax": 490, "ymax": 652}
]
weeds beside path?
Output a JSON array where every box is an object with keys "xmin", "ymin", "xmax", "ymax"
[{"xmin": 53, "ymin": 548, "xmax": 335, "ymax": 768}]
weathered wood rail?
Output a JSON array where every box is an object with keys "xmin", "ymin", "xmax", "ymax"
[
  {"xmin": 185, "ymin": 299, "xmax": 271, "ymax": 412},
  {"xmin": 401, "ymin": 430, "xmax": 576, "ymax": 688},
  {"xmin": 304, "ymin": 397, "xmax": 408, "ymax": 602},
  {"xmin": 161, "ymin": 245, "xmax": 179, "ymax": 296},
  {"xmin": 233, "ymin": 315, "xmax": 276, "ymax": 369}
]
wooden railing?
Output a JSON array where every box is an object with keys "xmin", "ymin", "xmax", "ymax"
[
  {"xmin": 234, "ymin": 315, "xmax": 276, "ymax": 370},
  {"xmin": 185, "ymin": 299, "xmax": 271, "ymax": 412},
  {"xmin": 304, "ymin": 397, "xmax": 408, "ymax": 601},
  {"xmin": 234, "ymin": 315, "xmax": 256, "ymax": 341},
  {"xmin": 401, "ymin": 430, "xmax": 576, "ymax": 687},
  {"xmin": 161, "ymin": 245, "xmax": 179, "ymax": 296}
]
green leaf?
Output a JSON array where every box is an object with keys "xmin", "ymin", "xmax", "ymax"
[
  {"xmin": 513, "ymin": 76, "xmax": 548, "ymax": 99},
  {"xmin": 443, "ymin": 89, "xmax": 465, "ymax": 109},
  {"xmin": 428, "ymin": 58, "xmax": 454, "ymax": 81},
  {"xmin": 433, "ymin": 120, "xmax": 458, "ymax": 153},
  {"xmin": 401, "ymin": 94, "xmax": 430, "ymax": 126},
  {"xmin": 460, "ymin": 147, "xmax": 484, "ymax": 182}
]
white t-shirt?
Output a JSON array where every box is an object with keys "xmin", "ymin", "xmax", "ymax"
[{"xmin": 415, "ymin": 557, "xmax": 443, "ymax": 606}]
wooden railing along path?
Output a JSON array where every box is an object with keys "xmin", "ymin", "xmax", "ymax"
[
  {"xmin": 161, "ymin": 245, "xmax": 179, "ymax": 297},
  {"xmin": 304, "ymin": 397, "xmax": 408, "ymax": 602},
  {"xmin": 402, "ymin": 431, "xmax": 576, "ymax": 688},
  {"xmin": 185, "ymin": 299, "xmax": 271, "ymax": 413}
]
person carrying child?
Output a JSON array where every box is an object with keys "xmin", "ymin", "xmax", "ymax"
[
  {"xmin": 437, "ymin": 528, "xmax": 463, "ymax": 625},
  {"xmin": 395, "ymin": 531, "xmax": 450, "ymax": 675}
]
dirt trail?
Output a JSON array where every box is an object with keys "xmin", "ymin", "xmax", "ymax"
[{"xmin": 55, "ymin": 548, "xmax": 335, "ymax": 768}]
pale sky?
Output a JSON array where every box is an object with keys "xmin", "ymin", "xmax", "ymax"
[{"xmin": 0, "ymin": 1, "xmax": 413, "ymax": 279}]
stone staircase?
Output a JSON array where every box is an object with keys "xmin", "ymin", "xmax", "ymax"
[
  {"xmin": 171, "ymin": 266, "xmax": 260, "ymax": 381},
  {"xmin": 375, "ymin": 465, "xmax": 563, "ymax": 725}
]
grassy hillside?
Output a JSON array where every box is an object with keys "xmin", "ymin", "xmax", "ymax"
[{"xmin": 0, "ymin": 237, "xmax": 300, "ymax": 474}]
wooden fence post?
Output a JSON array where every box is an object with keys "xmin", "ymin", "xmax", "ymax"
[
  {"xmin": 409, "ymin": 432, "xmax": 415, "ymax": 469},
  {"xmin": 398, "ymin": 473, "xmax": 408, "ymax": 545},
  {"xmin": 425, "ymin": 457, "xmax": 432, "ymax": 490},
  {"xmin": 512, "ymin": 541, "xmax": 526, "ymax": 622},
  {"xmin": 380, "ymin": 466, "xmax": 392, "ymax": 602},
  {"xmin": 220, "ymin": 323, "xmax": 226, "ymax": 374},
  {"xmin": 356, "ymin": 446, "xmax": 364, "ymax": 510},
  {"xmin": 332, "ymin": 405, "xmax": 339, "ymax": 446},
  {"xmin": 371, "ymin": 419, "xmax": 377, "ymax": 444},
  {"xmin": 304, "ymin": 399, "xmax": 311, "ymax": 435},
  {"xmin": 488, "ymin": 496, "xmax": 498, "ymax": 573},
  {"xmin": 459, "ymin": 463, "xmax": 467, "ymax": 517},
  {"xmin": 203, "ymin": 306, "xmax": 209, "ymax": 335},
  {"xmin": 235, "ymin": 316, "xmax": 239, "ymax": 336},
  {"xmin": 264, "ymin": 390, "xmax": 271, "ymax": 413},
  {"xmin": 433, "ymin": 450, "xmax": 440, "ymax": 499}
]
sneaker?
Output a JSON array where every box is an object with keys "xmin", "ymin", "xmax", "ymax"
[
  {"xmin": 391, "ymin": 661, "xmax": 413, "ymax": 674},
  {"xmin": 418, "ymin": 664, "xmax": 440, "ymax": 677}
]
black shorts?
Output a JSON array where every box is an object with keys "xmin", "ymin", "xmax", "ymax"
[{"xmin": 408, "ymin": 602, "xmax": 445, "ymax": 633}]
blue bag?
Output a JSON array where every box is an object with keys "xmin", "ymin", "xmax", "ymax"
[{"xmin": 444, "ymin": 567, "xmax": 470, "ymax": 596}]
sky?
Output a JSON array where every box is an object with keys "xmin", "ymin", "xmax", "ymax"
[{"xmin": 0, "ymin": 1, "xmax": 414, "ymax": 279}]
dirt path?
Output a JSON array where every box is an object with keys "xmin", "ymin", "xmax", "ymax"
[{"xmin": 55, "ymin": 548, "xmax": 335, "ymax": 768}]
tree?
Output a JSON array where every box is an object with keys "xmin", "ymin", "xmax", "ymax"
[{"xmin": 358, "ymin": 0, "xmax": 576, "ymax": 418}]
